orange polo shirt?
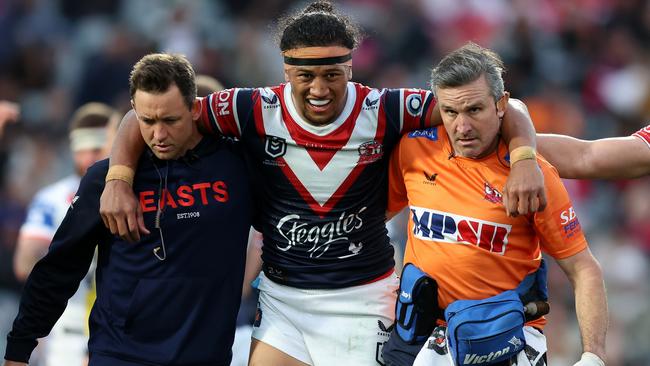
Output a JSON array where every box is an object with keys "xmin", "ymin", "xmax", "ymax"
[{"xmin": 388, "ymin": 126, "xmax": 588, "ymax": 328}]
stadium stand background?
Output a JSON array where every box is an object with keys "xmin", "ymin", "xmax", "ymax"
[{"xmin": 1, "ymin": 1, "xmax": 649, "ymax": 365}]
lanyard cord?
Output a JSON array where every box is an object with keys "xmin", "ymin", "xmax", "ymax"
[{"xmin": 152, "ymin": 161, "xmax": 169, "ymax": 261}]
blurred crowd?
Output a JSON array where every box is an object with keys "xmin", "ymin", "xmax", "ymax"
[{"xmin": 1, "ymin": 0, "xmax": 649, "ymax": 365}]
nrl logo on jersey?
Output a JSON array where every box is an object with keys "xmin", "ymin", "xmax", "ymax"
[{"xmin": 265, "ymin": 135, "xmax": 287, "ymax": 158}]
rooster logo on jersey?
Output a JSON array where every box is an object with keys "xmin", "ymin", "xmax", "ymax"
[{"xmin": 358, "ymin": 140, "xmax": 383, "ymax": 164}]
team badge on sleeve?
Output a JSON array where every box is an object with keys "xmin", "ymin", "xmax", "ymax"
[{"xmin": 405, "ymin": 93, "xmax": 423, "ymax": 117}]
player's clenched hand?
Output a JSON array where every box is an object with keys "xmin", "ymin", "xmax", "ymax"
[
  {"xmin": 503, "ymin": 159, "xmax": 547, "ymax": 217},
  {"xmin": 100, "ymin": 180, "xmax": 149, "ymax": 242},
  {"xmin": 573, "ymin": 352, "xmax": 605, "ymax": 366}
]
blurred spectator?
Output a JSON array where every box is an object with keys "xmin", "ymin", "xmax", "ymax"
[
  {"xmin": 1, "ymin": 1, "xmax": 650, "ymax": 364},
  {"xmin": 195, "ymin": 74, "xmax": 225, "ymax": 97},
  {"xmin": 0, "ymin": 101, "xmax": 19, "ymax": 139},
  {"xmin": 12, "ymin": 102, "xmax": 113, "ymax": 366}
]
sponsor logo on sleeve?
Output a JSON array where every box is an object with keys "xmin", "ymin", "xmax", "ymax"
[
  {"xmin": 408, "ymin": 127, "xmax": 438, "ymax": 141},
  {"xmin": 555, "ymin": 205, "xmax": 582, "ymax": 240},
  {"xmin": 215, "ymin": 89, "xmax": 233, "ymax": 116}
]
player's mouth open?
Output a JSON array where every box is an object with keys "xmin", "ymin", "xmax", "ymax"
[{"xmin": 307, "ymin": 99, "xmax": 332, "ymax": 111}]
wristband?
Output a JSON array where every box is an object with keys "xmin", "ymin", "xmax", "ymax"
[
  {"xmin": 509, "ymin": 146, "xmax": 536, "ymax": 165},
  {"xmin": 105, "ymin": 164, "xmax": 135, "ymax": 186}
]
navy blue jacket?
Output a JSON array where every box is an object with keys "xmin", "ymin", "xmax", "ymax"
[{"xmin": 5, "ymin": 136, "xmax": 253, "ymax": 366}]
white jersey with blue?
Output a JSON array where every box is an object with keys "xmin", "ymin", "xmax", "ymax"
[
  {"xmin": 20, "ymin": 175, "xmax": 80, "ymax": 241},
  {"xmin": 19, "ymin": 174, "xmax": 92, "ymax": 366},
  {"xmin": 200, "ymin": 82, "xmax": 436, "ymax": 289}
]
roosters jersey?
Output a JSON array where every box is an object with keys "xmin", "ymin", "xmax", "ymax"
[
  {"xmin": 200, "ymin": 82, "xmax": 435, "ymax": 288},
  {"xmin": 633, "ymin": 125, "xmax": 650, "ymax": 148},
  {"xmin": 388, "ymin": 126, "xmax": 588, "ymax": 327}
]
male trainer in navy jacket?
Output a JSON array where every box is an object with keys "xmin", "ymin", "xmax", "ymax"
[{"xmin": 3, "ymin": 53, "xmax": 253, "ymax": 366}]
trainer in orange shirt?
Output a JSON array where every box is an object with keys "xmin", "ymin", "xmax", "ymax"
[{"xmin": 385, "ymin": 43, "xmax": 607, "ymax": 366}]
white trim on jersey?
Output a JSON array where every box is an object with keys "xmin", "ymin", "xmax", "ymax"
[
  {"xmin": 261, "ymin": 85, "xmax": 381, "ymax": 207},
  {"xmin": 232, "ymin": 88, "xmax": 242, "ymax": 137},
  {"xmin": 284, "ymin": 82, "xmax": 356, "ymax": 136},
  {"xmin": 207, "ymin": 94, "xmax": 224, "ymax": 135}
]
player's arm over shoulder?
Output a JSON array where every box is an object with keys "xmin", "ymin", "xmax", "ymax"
[{"xmin": 537, "ymin": 131, "xmax": 650, "ymax": 179}]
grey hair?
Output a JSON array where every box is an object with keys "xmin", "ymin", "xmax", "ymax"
[{"xmin": 430, "ymin": 42, "xmax": 505, "ymax": 102}]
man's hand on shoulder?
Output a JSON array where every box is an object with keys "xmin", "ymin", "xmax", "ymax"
[
  {"xmin": 503, "ymin": 159, "xmax": 547, "ymax": 216},
  {"xmin": 100, "ymin": 180, "xmax": 149, "ymax": 242}
]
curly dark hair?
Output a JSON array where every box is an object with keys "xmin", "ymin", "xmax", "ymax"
[{"xmin": 277, "ymin": 1, "xmax": 362, "ymax": 51}]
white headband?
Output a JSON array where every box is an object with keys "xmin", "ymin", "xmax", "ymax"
[{"xmin": 69, "ymin": 127, "xmax": 107, "ymax": 152}]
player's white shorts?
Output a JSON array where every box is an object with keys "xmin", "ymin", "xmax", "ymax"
[
  {"xmin": 413, "ymin": 325, "xmax": 547, "ymax": 366},
  {"xmin": 252, "ymin": 271, "xmax": 399, "ymax": 365}
]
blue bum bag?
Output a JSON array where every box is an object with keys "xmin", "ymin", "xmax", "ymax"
[
  {"xmin": 395, "ymin": 263, "xmax": 439, "ymax": 344},
  {"xmin": 445, "ymin": 290, "xmax": 525, "ymax": 365},
  {"xmin": 445, "ymin": 259, "xmax": 548, "ymax": 366}
]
